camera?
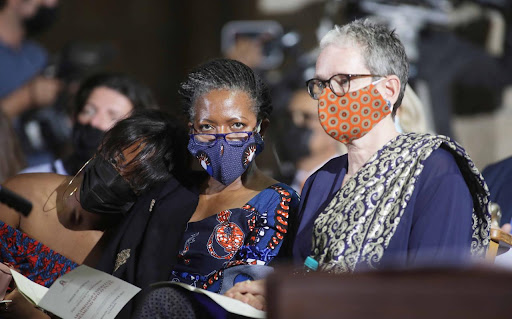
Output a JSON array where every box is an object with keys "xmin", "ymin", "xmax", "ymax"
[{"xmin": 221, "ymin": 20, "xmax": 285, "ymax": 70}]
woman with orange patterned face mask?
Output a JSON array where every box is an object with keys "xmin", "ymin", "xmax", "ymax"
[
  {"xmin": 225, "ymin": 19, "xmax": 491, "ymax": 313},
  {"xmin": 296, "ymin": 19, "xmax": 490, "ymax": 274}
]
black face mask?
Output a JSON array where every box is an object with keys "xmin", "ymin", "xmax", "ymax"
[
  {"xmin": 279, "ymin": 124, "xmax": 312, "ymax": 162},
  {"xmin": 72, "ymin": 123, "xmax": 104, "ymax": 161},
  {"xmin": 24, "ymin": 5, "xmax": 60, "ymax": 37},
  {"xmin": 64, "ymin": 123, "xmax": 104, "ymax": 175},
  {"xmin": 79, "ymin": 156, "xmax": 136, "ymax": 215}
]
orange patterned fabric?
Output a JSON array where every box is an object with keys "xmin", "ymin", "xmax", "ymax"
[{"xmin": 318, "ymin": 84, "xmax": 390, "ymax": 144}]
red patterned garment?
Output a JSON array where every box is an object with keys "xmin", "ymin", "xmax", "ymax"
[{"xmin": 0, "ymin": 221, "xmax": 78, "ymax": 287}]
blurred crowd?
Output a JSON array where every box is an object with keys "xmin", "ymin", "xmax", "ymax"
[{"xmin": 3, "ymin": 0, "xmax": 512, "ymax": 186}]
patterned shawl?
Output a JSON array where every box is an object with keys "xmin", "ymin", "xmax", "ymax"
[{"xmin": 311, "ymin": 133, "xmax": 490, "ymax": 273}]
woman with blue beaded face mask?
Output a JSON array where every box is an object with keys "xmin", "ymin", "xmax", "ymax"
[
  {"xmin": 182, "ymin": 59, "xmax": 271, "ymax": 188},
  {"xmin": 130, "ymin": 59, "xmax": 300, "ymax": 319},
  {"xmin": 169, "ymin": 58, "xmax": 299, "ymax": 289}
]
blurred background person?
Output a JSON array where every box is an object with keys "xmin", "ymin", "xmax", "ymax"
[
  {"xmin": 278, "ymin": 88, "xmax": 345, "ymax": 193},
  {"xmin": 0, "ymin": 0, "xmax": 62, "ymax": 169},
  {"xmin": 396, "ymin": 83, "xmax": 435, "ymax": 134},
  {"xmin": 0, "ymin": 110, "xmax": 25, "ymax": 183},
  {"xmin": 20, "ymin": 73, "xmax": 158, "ymax": 175},
  {"xmin": 0, "ymin": 0, "xmax": 61, "ymax": 119}
]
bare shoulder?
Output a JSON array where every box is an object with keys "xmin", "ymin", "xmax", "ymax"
[
  {"xmin": 5, "ymin": 173, "xmax": 65, "ymax": 195},
  {"xmin": 1, "ymin": 173, "xmax": 66, "ymax": 228}
]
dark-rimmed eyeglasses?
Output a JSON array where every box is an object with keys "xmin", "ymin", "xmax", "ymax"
[
  {"xmin": 190, "ymin": 131, "xmax": 254, "ymax": 147},
  {"xmin": 306, "ymin": 73, "xmax": 384, "ymax": 100}
]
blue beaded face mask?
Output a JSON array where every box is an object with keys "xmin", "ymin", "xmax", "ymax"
[{"xmin": 187, "ymin": 127, "xmax": 264, "ymax": 185}]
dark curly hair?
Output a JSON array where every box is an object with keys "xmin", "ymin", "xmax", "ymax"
[
  {"xmin": 179, "ymin": 58, "xmax": 272, "ymax": 122},
  {"xmin": 97, "ymin": 109, "xmax": 189, "ymax": 195}
]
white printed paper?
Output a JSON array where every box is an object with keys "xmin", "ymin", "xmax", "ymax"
[
  {"xmin": 11, "ymin": 270, "xmax": 48, "ymax": 305},
  {"xmin": 171, "ymin": 282, "xmax": 266, "ymax": 318},
  {"xmin": 12, "ymin": 265, "xmax": 140, "ymax": 319}
]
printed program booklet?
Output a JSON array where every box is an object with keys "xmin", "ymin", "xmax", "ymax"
[{"xmin": 11, "ymin": 265, "xmax": 140, "ymax": 319}]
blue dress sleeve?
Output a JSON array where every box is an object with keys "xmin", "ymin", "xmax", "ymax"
[
  {"xmin": 234, "ymin": 184, "xmax": 300, "ymax": 266},
  {"xmin": 482, "ymin": 156, "xmax": 512, "ymax": 226}
]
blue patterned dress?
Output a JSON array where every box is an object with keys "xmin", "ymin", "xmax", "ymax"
[{"xmin": 169, "ymin": 183, "xmax": 299, "ymax": 293}]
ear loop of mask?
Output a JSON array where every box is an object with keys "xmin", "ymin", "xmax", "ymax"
[
  {"xmin": 64, "ymin": 157, "xmax": 95, "ymax": 203},
  {"xmin": 254, "ymin": 121, "xmax": 262, "ymax": 134},
  {"xmin": 43, "ymin": 157, "xmax": 94, "ymax": 212},
  {"xmin": 371, "ymin": 77, "xmax": 385, "ymax": 86}
]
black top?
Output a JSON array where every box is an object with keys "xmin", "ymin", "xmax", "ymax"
[{"xmin": 94, "ymin": 174, "xmax": 200, "ymax": 318}]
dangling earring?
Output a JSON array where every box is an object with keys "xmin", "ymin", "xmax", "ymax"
[{"xmin": 386, "ymin": 100, "xmax": 392, "ymax": 111}]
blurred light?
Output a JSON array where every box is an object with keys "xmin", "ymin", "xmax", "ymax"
[
  {"xmin": 257, "ymin": 0, "xmax": 323, "ymax": 15},
  {"xmin": 303, "ymin": 66, "xmax": 316, "ymax": 82},
  {"xmin": 281, "ymin": 32, "xmax": 300, "ymax": 48}
]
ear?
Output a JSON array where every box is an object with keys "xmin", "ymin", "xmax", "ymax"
[
  {"xmin": 379, "ymin": 75, "xmax": 401, "ymax": 105},
  {"xmin": 259, "ymin": 118, "xmax": 270, "ymax": 138},
  {"xmin": 187, "ymin": 122, "xmax": 194, "ymax": 133}
]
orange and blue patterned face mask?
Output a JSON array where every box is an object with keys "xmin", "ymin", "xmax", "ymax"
[{"xmin": 318, "ymin": 83, "xmax": 390, "ymax": 144}]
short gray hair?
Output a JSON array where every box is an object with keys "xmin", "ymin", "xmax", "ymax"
[{"xmin": 320, "ymin": 19, "xmax": 409, "ymax": 113}]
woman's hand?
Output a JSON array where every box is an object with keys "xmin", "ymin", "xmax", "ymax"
[
  {"xmin": 1, "ymin": 288, "xmax": 50, "ymax": 319},
  {"xmin": 224, "ymin": 279, "xmax": 267, "ymax": 311}
]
